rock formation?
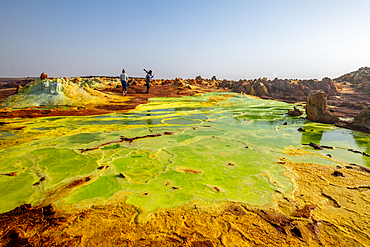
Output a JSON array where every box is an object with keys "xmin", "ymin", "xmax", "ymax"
[
  {"xmin": 306, "ymin": 90, "xmax": 339, "ymax": 124},
  {"xmin": 218, "ymin": 76, "xmax": 340, "ymax": 100},
  {"xmin": 15, "ymin": 85, "xmax": 22, "ymax": 94},
  {"xmin": 335, "ymin": 67, "xmax": 370, "ymax": 84},
  {"xmin": 320, "ymin": 77, "xmax": 338, "ymax": 95},
  {"xmin": 286, "ymin": 106, "xmax": 303, "ymax": 116},
  {"xmin": 335, "ymin": 67, "xmax": 370, "ymax": 93},
  {"xmin": 354, "ymin": 106, "xmax": 370, "ymax": 130},
  {"xmin": 40, "ymin": 72, "xmax": 48, "ymax": 80},
  {"xmin": 0, "ymin": 77, "xmax": 121, "ymax": 108},
  {"xmin": 231, "ymin": 80, "xmax": 268, "ymax": 96}
]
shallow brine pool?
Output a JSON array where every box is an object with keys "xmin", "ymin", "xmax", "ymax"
[{"xmin": 0, "ymin": 92, "xmax": 369, "ymax": 213}]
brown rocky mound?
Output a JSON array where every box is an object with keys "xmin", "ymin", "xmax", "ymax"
[
  {"xmin": 354, "ymin": 106, "xmax": 370, "ymax": 129},
  {"xmin": 306, "ymin": 90, "xmax": 339, "ymax": 124}
]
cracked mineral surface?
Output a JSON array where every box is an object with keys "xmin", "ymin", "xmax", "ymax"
[{"xmin": 0, "ymin": 83, "xmax": 369, "ymax": 246}]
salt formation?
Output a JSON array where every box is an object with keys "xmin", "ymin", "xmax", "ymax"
[
  {"xmin": 354, "ymin": 106, "xmax": 370, "ymax": 130},
  {"xmin": 306, "ymin": 90, "xmax": 339, "ymax": 124},
  {"xmin": 0, "ymin": 77, "xmax": 120, "ymax": 109}
]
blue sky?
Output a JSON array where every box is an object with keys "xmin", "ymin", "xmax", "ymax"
[{"xmin": 1, "ymin": 0, "xmax": 369, "ymax": 80}]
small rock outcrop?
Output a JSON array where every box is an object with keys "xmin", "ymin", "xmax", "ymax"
[
  {"xmin": 40, "ymin": 72, "xmax": 48, "ymax": 80},
  {"xmin": 354, "ymin": 106, "xmax": 370, "ymax": 130},
  {"xmin": 232, "ymin": 80, "xmax": 268, "ymax": 96},
  {"xmin": 15, "ymin": 85, "xmax": 22, "ymax": 94},
  {"xmin": 320, "ymin": 77, "xmax": 338, "ymax": 95},
  {"xmin": 306, "ymin": 90, "xmax": 339, "ymax": 124},
  {"xmin": 287, "ymin": 106, "xmax": 303, "ymax": 116}
]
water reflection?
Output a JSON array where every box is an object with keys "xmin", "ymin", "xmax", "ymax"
[
  {"xmin": 353, "ymin": 131, "xmax": 370, "ymax": 156},
  {"xmin": 146, "ymin": 111, "xmax": 152, "ymax": 125},
  {"xmin": 300, "ymin": 124, "xmax": 324, "ymax": 145}
]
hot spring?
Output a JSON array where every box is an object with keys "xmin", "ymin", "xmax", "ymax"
[{"xmin": 0, "ymin": 92, "xmax": 369, "ymax": 213}]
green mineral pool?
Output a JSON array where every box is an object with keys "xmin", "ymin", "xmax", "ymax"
[{"xmin": 0, "ymin": 92, "xmax": 369, "ymax": 213}]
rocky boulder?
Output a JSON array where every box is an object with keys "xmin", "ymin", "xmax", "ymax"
[
  {"xmin": 40, "ymin": 72, "xmax": 48, "ymax": 80},
  {"xmin": 252, "ymin": 82, "xmax": 268, "ymax": 96},
  {"xmin": 232, "ymin": 80, "xmax": 247, "ymax": 93},
  {"xmin": 15, "ymin": 85, "xmax": 22, "ymax": 94},
  {"xmin": 319, "ymin": 77, "xmax": 338, "ymax": 95},
  {"xmin": 354, "ymin": 106, "xmax": 370, "ymax": 130},
  {"xmin": 173, "ymin": 78, "xmax": 186, "ymax": 87},
  {"xmin": 306, "ymin": 90, "xmax": 339, "ymax": 124},
  {"xmin": 195, "ymin": 75, "xmax": 203, "ymax": 81},
  {"xmin": 287, "ymin": 106, "xmax": 303, "ymax": 116},
  {"xmin": 186, "ymin": 79, "xmax": 197, "ymax": 85}
]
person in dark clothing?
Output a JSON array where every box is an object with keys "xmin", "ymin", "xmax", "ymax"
[{"xmin": 143, "ymin": 69, "xmax": 153, "ymax": 93}]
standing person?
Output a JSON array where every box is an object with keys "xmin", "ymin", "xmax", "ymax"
[
  {"xmin": 120, "ymin": 69, "xmax": 129, "ymax": 96},
  {"xmin": 143, "ymin": 69, "xmax": 154, "ymax": 93}
]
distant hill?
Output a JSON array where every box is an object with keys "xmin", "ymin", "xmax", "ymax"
[
  {"xmin": 334, "ymin": 67, "xmax": 370, "ymax": 93},
  {"xmin": 334, "ymin": 67, "xmax": 370, "ymax": 84}
]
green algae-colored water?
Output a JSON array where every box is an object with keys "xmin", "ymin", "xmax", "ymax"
[{"xmin": 0, "ymin": 92, "xmax": 369, "ymax": 213}]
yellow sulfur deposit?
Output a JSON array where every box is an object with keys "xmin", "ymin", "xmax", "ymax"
[{"xmin": 0, "ymin": 77, "xmax": 123, "ymax": 108}]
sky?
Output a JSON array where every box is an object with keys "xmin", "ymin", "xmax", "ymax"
[{"xmin": 1, "ymin": 0, "xmax": 369, "ymax": 80}]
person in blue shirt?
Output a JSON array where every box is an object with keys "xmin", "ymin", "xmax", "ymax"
[
  {"xmin": 143, "ymin": 69, "xmax": 153, "ymax": 93},
  {"xmin": 119, "ymin": 69, "xmax": 129, "ymax": 96}
]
